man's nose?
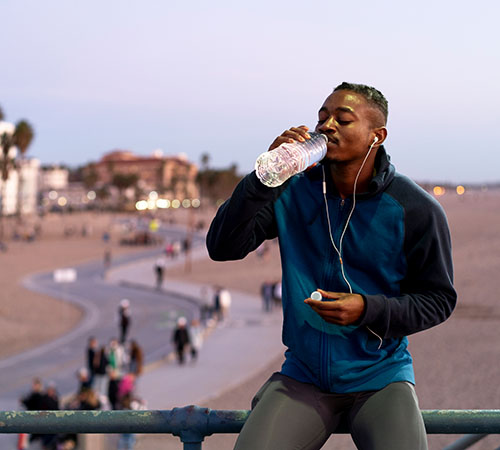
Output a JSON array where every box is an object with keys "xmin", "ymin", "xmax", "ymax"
[{"xmin": 317, "ymin": 116, "xmax": 336, "ymax": 132}]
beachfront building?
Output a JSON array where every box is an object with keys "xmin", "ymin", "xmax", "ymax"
[
  {"xmin": 88, "ymin": 150, "xmax": 199, "ymax": 200},
  {"xmin": 0, "ymin": 154, "xmax": 40, "ymax": 215},
  {"xmin": 39, "ymin": 166, "xmax": 69, "ymax": 191},
  {"xmin": 0, "ymin": 121, "xmax": 40, "ymax": 216}
]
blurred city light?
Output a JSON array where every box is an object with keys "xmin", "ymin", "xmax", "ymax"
[
  {"xmin": 57, "ymin": 196, "xmax": 67, "ymax": 206},
  {"xmin": 149, "ymin": 191, "xmax": 158, "ymax": 200},
  {"xmin": 87, "ymin": 191, "xmax": 96, "ymax": 200},
  {"xmin": 171, "ymin": 199, "xmax": 181, "ymax": 209},
  {"xmin": 192, "ymin": 198, "xmax": 201, "ymax": 208},
  {"xmin": 433, "ymin": 186, "xmax": 445, "ymax": 196},
  {"xmin": 48, "ymin": 190, "xmax": 58, "ymax": 200},
  {"xmin": 456, "ymin": 185, "xmax": 465, "ymax": 195},
  {"xmin": 156, "ymin": 199, "xmax": 170, "ymax": 209},
  {"xmin": 135, "ymin": 200, "xmax": 148, "ymax": 211},
  {"xmin": 182, "ymin": 199, "xmax": 191, "ymax": 208}
]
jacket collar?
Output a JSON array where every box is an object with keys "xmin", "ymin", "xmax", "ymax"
[{"xmin": 306, "ymin": 145, "xmax": 395, "ymax": 199}]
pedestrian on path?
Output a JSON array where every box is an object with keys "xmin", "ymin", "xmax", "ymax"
[
  {"xmin": 154, "ymin": 257, "xmax": 166, "ymax": 290},
  {"xmin": 188, "ymin": 319, "xmax": 203, "ymax": 362},
  {"xmin": 128, "ymin": 340, "xmax": 144, "ymax": 376},
  {"xmin": 172, "ymin": 317, "xmax": 190, "ymax": 364},
  {"xmin": 93, "ymin": 345, "xmax": 109, "ymax": 397},
  {"xmin": 219, "ymin": 287, "xmax": 232, "ymax": 321},
  {"xmin": 260, "ymin": 280, "xmax": 273, "ymax": 313},
  {"xmin": 86, "ymin": 336, "xmax": 99, "ymax": 386},
  {"xmin": 107, "ymin": 338, "xmax": 127, "ymax": 375},
  {"xmin": 118, "ymin": 299, "xmax": 131, "ymax": 343},
  {"xmin": 103, "ymin": 248, "xmax": 112, "ymax": 278}
]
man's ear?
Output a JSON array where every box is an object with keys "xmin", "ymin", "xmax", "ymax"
[{"xmin": 373, "ymin": 127, "xmax": 388, "ymax": 146}]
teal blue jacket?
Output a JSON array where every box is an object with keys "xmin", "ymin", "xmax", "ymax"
[{"xmin": 207, "ymin": 148, "xmax": 456, "ymax": 393}]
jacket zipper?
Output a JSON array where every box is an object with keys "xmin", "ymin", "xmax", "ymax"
[{"xmin": 320, "ymin": 197, "xmax": 349, "ymax": 392}]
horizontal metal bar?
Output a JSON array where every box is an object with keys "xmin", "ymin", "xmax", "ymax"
[
  {"xmin": 443, "ymin": 434, "xmax": 488, "ymax": 450},
  {"xmin": 1, "ymin": 408, "xmax": 500, "ymax": 436},
  {"xmin": 423, "ymin": 410, "xmax": 500, "ymax": 434},
  {"xmin": 0, "ymin": 406, "xmax": 249, "ymax": 442}
]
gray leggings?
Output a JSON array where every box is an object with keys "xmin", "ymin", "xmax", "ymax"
[{"xmin": 234, "ymin": 373, "xmax": 427, "ymax": 450}]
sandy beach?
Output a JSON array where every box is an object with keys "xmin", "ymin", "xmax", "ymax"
[{"xmin": 2, "ymin": 190, "xmax": 500, "ymax": 449}]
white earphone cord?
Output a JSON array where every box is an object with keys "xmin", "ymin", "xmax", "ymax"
[{"xmin": 322, "ymin": 138, "xmax": 383, "ymax": 348}]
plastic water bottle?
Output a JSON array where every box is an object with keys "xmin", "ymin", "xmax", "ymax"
[{"xmin": 255, "ymin": 132, "xmax": 328, "ymax": 187}]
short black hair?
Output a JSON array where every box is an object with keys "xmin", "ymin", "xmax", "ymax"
[{"xmin": 333, "ymin": 82, "xmax": 388, "ymax": 125}]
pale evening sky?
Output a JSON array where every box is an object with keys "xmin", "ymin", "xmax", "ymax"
[{"xmin": 1, "ymin": 0, "xmax": 499, "ymax": 183}]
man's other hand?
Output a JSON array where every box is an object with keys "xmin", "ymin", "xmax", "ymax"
[
  {"xmin": 268, "ymin": 125, "xmax": 310, "ymax": 151},
  {"xmin": 304, "ymin": 289, "xmax": 365, "ymax": 325}
]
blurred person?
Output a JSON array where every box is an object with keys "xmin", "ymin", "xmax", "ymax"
[
  {"xmin": 172, "ymin": 239, "xmax": 182, "ymax": 258},
  {"xmin": 78, "ymin": 387, "xmax": 101, "ymax": 410},
  {"xmin": 199, "ymin": 285, "xmax": 213, "ymax": 325},
  {"xmin": 260, "ymin": 280, "xmax": 273, "ymax": 313},
  {"xmin": 20, "ymin": 379, "xmax": 61, "ymax": 449},
  {"xmin": 213, "ymin": 285, "xmax": 222, "ymax": 322},
  {"xmin": 19, "ymin": 378, "xmax": 45, "ymax": 448},
  {"xmin": 118, "ymin": 299, "xmax": 131, "ymax": 343},
  {"xmin": 154, "ymin": 256, "xmax": 166, "ymax": 290},
  {"xmin": 39, "ymin": 382, "xmax": 60, "ymax": 449},
  {"xmin": 93, "ymin": 345, "xmax": 109, "ymax": 397},
  {"xmin": 188, "ymin": 319, "xmax": 203, "ymax": 362},
  {"xmin": 118, "ymin": 372, "xmax": 136, "ymax": 400},
  {"xmin": 108, "ymin": 369, "xmax": 121, "ymax": 410},
  {"xmin": 103, "ymin": 248, "xmax": 112, "ymax": 278},
  {"xmin": 272, "ymin": 280, "xmax": 282, "ymax": 309},
  {"xmin": 206, "ymin": 82, "xmax": 456, "ymax": 450},
  {"xmin": 41, "ymin": 381, "xmax": 60, "ymax": 410},
  {"xmin": 128, "ymin": 340, "xmax": 144, "ymax": 376},
  {"xmin": 219, "ymin": 286, "xmax": 232, "ymax": 321},
  {"xmin": 172, "ymin": 317, "xmax": 190, "ymax": 364},
  {"xmin": 86, "ymin": 336, "xmax": 99, "ymax": 386},
  {"xmin": 107, "ymin": 337, "xmax": 127, "ymax": 374},
  {"xmin": 117, "ymin": 392, "xmax": 146, "ymax": 450},
  {"xmin": 76, "ymin": 367, "xmax": 92, "ymax": 391},
  {"xmin": 20, "ymin": 377, "xmax": 45, "ymax": 411}
]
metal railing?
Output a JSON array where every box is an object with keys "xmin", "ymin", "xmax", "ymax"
[{"xmin": 1, "ymin": 406, "xmax": 500, "ymax": 449}]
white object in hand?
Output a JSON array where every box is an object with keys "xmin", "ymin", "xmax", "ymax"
[
  {"xmin": 310, "ymin": 291, "xmax": 322, "ymax": 301},
  {"xmin": 255, "ymin": 132, "xmax": 328, "ymax": 187}
]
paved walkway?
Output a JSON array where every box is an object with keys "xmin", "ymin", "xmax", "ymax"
[{"xmin": 107, "ymin": 248, "xmax": 285, "ymax": 409}]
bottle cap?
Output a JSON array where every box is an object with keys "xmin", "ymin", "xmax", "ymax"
[{"xmin": 310, "ymin": 291, "xmax": 322, "ymax": 301}]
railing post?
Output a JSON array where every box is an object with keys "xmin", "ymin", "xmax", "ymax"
[
  {"xmin": 181, "ymin": 442, "xmax": 203, "ymax": 450},
  {"xmin": 170, "ymin": 405, "xmax": 210, "ymax": 449}
]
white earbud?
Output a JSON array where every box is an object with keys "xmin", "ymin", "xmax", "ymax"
[{"xmin": 372, "ymin": 136, "xmax": 379, "ymax": 145}]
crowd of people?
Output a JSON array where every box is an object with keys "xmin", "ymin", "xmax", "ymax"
[
  {"xmin": 16, "ymin": 277, "xmax": 238, "ymax": 449},
  {"xmin": 18, "ymin": 314, "xmax": 146, "ymax": 450}
]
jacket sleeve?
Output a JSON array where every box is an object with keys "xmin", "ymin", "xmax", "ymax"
[
  {"xmin": 359, "ymin": 196, "xmax": 457, "ymax": 339},
  {"xmin": 206, "ymin": 171, "xmax": 282, "ymax": 261}
]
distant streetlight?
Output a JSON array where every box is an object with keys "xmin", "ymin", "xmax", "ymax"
[{"xmin": 433, "ymin": 186, "xmax": 445, "ymax": 197}]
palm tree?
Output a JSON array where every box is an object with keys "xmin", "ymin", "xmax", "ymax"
[
  {"xmin": 0, "ymin": 131, "xmax": 16, "ymax": 239},
  {"xmin": 111, "ymin": 172, "xmax": 139, "ymax": 209},
  {"xmin": 198, "ymin": 152, "xmax": 211, "ymax": 207},
  {"xmin": 13, "ymin": 120, "xmax": 34, "ymax": 219},
  {"xmin": 200, "ymin": 152, "xmax": 210, "ymax": 171}
]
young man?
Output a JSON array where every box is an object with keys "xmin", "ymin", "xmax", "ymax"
[{"xmin": 206, "ymin": 82, "xmax": 456, "ymax": 450}]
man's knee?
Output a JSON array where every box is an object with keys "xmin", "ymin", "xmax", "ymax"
[{"xmin": 351, "ymin": 382, "xmax": 427, "ymax": 450}]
